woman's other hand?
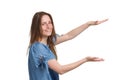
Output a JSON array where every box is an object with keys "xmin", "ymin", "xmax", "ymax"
[
  {"xmin": 85, "ymin": 56, "xmax": 104, "ymax": 62},
  {"xmin": 87, "ymin": 19, "xmax": 108, "ymax": 26}
]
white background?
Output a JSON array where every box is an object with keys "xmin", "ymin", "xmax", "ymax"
[{"xmin": 0, "ymin": 0, "xmax": 120, "ymax": 80}]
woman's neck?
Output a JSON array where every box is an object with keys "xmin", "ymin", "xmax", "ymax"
[{"xmin": 39, "ymin": 37, "xmax": 48, "ymax": 45}]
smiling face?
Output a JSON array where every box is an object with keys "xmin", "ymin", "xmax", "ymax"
[{"xmin": 41, "ymin": 15, "xmax": 53, "ymax": 37}]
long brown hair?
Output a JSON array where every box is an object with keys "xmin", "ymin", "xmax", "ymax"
[{"xmin": 29, "ymin": 11, "xmax": 57, "ymax": 59}]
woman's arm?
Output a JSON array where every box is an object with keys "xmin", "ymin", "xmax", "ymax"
[
  {"xmin": 48, "ymin": 56, "xmax": 104, "ymax": 75},
  {"xmin": 55, "ymin": 19, "xmax": 108, "ymax": 45}
]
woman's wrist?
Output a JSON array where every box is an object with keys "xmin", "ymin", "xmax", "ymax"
[
  {"xmin": 86, "ymin": 21, "xmax": 91, "ymax": 27},
  {"xmin": 84, "ymin": 56, "xmax": 92, "ymax": 62},
  {"xmin": 82, "ymin": 57, "xmax": 89, "ymax": 62}
]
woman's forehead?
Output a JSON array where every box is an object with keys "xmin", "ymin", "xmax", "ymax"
[{"xmin": 41, "ymin": 15, "xmax": 51, "ymax": 22}]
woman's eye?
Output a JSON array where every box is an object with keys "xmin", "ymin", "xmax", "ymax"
[
  {"xmin": 48, "ymin": 21, "xmax": 52, "ymax": 24},
  {"xmin": 41, "ymin": 21, "xmax": 52, "ymax": 26},
  {"xmin": 41, "ymin": 23, "xmax": 46, "ymax": 26}
]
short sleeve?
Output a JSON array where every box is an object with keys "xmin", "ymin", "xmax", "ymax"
[
  {"xmin": 52, "ymin": 34, "xmax": 61, "ymax": 44},
  {"xmin": 29, "ymin": 42, "xmax": 55, "ymax": 68}
]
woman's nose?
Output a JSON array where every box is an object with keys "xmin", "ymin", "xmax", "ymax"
[{"xmin": 46, "ymin": 23, "xmax": 49, "ymax": 27}]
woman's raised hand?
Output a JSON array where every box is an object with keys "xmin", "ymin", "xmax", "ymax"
[{"xmin": 87, "ymin": 19, "xmax": 108, "ymax": 26}]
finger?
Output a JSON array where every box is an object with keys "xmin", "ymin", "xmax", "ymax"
[
  {"xmin": 102, "ymin": 19, "xmax": 108, "ymax": 21},
  {"xmin": 101, "ymin": 19, "xmax": 108, "ymax": 23},
  {"xmin": 97, "ymin": 19, "xmax": 108, "ymax": 24},
  {"xmin": 94, "ymin": 58, "xmax": 104, "ymax": 61}
]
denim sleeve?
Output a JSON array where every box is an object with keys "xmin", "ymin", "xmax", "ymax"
[
  {"xmin": 52, "ymin": 34, "xmax": 61, "ymax": 44},
  {"xmin": 29, "ymin": 46, "xmax": 44, "ymax": 68},
  {"xmin": 37, "ymin": 44, "xmax": 56, "ymax": 62},
  {"xmin": 29, "ymin": 43, "xmax": 55, "ymax": 68}
]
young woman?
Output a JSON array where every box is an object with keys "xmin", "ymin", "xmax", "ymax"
[{"xmin": 28, "ymin": 11, "xmax": 108, "ymax": 80}]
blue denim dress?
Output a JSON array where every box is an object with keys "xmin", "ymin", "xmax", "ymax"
[{"xmin": 28, "ymin": 42, "xmax": 59, "ymax": 80}]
